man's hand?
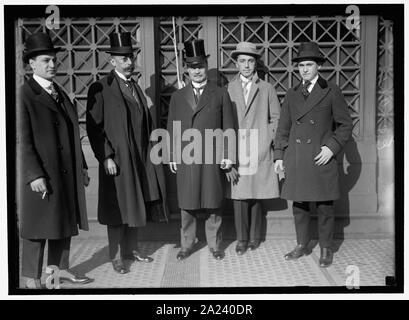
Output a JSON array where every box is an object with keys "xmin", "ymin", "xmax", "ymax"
[
  {"xmin": 104, "ymin": 158, "xmax": 118, "ymax": 175},
  {"xmin": 169, "ymin": 162, "xmax": 177, "ymax": 174},
  {"xmin": 83, "ymin": 169, "xmax": 90, "ymax": 186},
  {"xmin": 225, "ymin": 166, "xmax": 239, "ymax": 184},
  {"xmin": 220, "ymin": 159, "xmax": 233, "ymax": 170},
  {"xmin": 314, "ymin": 146, "xmax": 334, "ymax": 166},
  {"xmin": 274, "ymin": 160, "xmax": 284, "ymax": 174},
  {"xmin": 30, "ymin": 177, "xmax": 48, "ymax": 193}
]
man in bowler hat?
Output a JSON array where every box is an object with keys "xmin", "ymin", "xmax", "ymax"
[
  {"xmin": 167, "ymin": 39, "xmax": 236, "ymax": 261},
  {"xmin": 86, "ymin": 32, "xmax": 169, "ymax": 274},
  {"xmin": 274, "ymin": 42, "xmax": 353, "ymax": 267},
  {"xmin": 18, "ymin": 32, "xmax": 93, "ymax": 288},
  {"xmin": 226, "ymin": 42, "xmax": 281, "ymax": 255}
]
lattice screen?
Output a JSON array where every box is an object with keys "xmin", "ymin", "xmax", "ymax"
[
  {"xmin": 17, "ymin": 17, "xmax": 142, "ymax": 136},
  {"xmin": 157, "ymin": 16, "xmax": 204, "ymax": 127},
  {"xmin": 218, "ymin": 16, "xmax": 362, "ymax": 137},
  {"xmin": 376, "ymin": 17, "xmax": 394, "ymax": 149}
]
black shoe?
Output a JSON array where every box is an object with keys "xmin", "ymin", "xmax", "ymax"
[
  {"xmin": 111, "ymin": 260, "xmax": 129, "ymax": 274},
  {"xmin": 60, "ymin": 273, "xmax": 94, "ymax": 284},
  {"xmin": 319, "ymin": 247, "xmax": 333, "ymax": 268},
  {"xmin": 176, "ymin": 249, "xmax": 192, "ymax": 261},
  {"xmin": 248, "ymin": 240, "xmax": 260, "ymax": 251},
  {"xmin": 132, "ymin": 251, "xmax": 154, "ymax": 263},
  {"xmin": 210, "ymin": 248, "xmax": 225, "ymax": 260},
  {"xmin": 284, "ymin": 244, "xmax": 311, "ymax": 261},
  {"xmin": 235, "ymin": 241, "xmax": 248, "ymax": 255}
]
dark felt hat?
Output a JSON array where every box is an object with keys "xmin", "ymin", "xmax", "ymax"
[
  {"xmin": 183, "ymin": 39, "xmax": 210, "ymax": 67},
  {"xmin": 23, "ymin": 32, "xmax": 61, "ymax": 64},
  {"xmin": 292, "ymin": 41, "xmax": 325, "ymax": 63},
  {"xmin": 105, "ymin": 32, "xmax": 135, "ymax": 55}
]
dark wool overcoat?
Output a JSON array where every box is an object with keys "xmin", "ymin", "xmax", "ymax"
[
  {"xmin": 86, "ymin": 71, "xmax": 169, "ymax": 227},
  {"xmin": 18, "ymin": 77, "xmax": 89, "ymax": 239},
  {"xmin": 274, "ymin": 76, "xmax": 353, "ymax": 201},
  {"xmin": 167, "ymin": 81, "xmax": 236, "ymax": 210}
]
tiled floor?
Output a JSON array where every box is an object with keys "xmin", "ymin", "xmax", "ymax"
[{"xmin": 18, "ymin": 237, "xmax": 395, "ymax": 289}]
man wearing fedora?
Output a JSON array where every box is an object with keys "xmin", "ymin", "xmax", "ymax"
[
  {"xmin": 167, "ymin": 39, "xmax": 236, "ymax": 261},
  {"xmin": 86, "ymin": 32, "xmax": 169, "ymax": 274},
  {"xmin": 274, "ymin": 42, "xmax": 353, "ymax": 267},
  {"xmin": 226, "ymin": 42, "xmax": 281, "ymax": 255},
  {"xmin": 18, "ymin": 32, "xmax": 93, "ymax": 288}
]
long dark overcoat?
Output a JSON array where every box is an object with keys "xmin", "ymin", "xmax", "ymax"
[
  {"xmin": 167, "ymin": 81, "xmax": 235, "ymax": 210},
  {"xmin": 18, "ymin": 77, "xmax": 89, "ymax": 239},
  {"xmin": 274, "ymin": 76, "xmax": 353, "ymax": 201},
  {"xmin": 86, "ymin": 71, "xmax": 169, "ymax": 227}
]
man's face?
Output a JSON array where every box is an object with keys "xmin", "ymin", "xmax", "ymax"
[
  {"xmin": 110, "ymin": 54, "xmax": 135, "ymax": 78},
  {"xmin": 297, "ymin": 60, "xmax": 321, "ymax": 82},
  {"xmin": 236, "ymin": 54, "xmax": 256, "ymax": 79},
  {"xmin": 29, "ymin": 53, "xmax": 57, "ymax": 81},
  {"xmin": 186, "ymin": 62, "xmax": 208, "ymax": 84}
]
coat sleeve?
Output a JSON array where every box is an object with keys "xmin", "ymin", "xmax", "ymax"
[
  {"xmin": 268, "ymin": 84, "xmax": 281, "ymax": 142},
  {"xmin": 324, "ymin": 86, "xmax": 353, "ymax": 155},
  {"xmin": 17, "ymin": 90, "xmax": 46, "ymax": 184},
  {"xmin": 221, "ymin": 88, "xmax": 237, "ymax": 163},
  {"xmin": 86, "ymin": 82, "xmax": 115, "ymax": 163},
  {"xmin": 273, "ymin": 92, "xmax": 292, "ymax": 161}
]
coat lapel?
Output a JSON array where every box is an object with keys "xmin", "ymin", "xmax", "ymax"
[
  {"xmin": 28, "ymin": 77, "xmax": 61, "ymax": 114},
  {"xmin": 296, "ymin": 76, "xmax": 330, "ymax": 120},
  {"xmin": 230, "ymin": 75, "xmax": 246, "ymax": 118},
  {"xmin": 193, "ymin": 81, "xmax": 216, "ymax": 117},
  {"xmin": 244, "ymin": 76, "xmax": 260, "ymax": 117}
]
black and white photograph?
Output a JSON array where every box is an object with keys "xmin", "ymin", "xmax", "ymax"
[{"xmin": 1, "ymin": 1, "xmax": 403, "ymax": 298}]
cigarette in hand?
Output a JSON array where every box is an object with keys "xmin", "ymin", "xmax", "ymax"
[{"xmin": 42, "ymin": 191, "xmax": 47, "ymax": 199}]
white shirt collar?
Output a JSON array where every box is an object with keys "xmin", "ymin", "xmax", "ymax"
[
  {"xmin": 240, "ymin": 73, "xmax": 253, "ymax": 84},
  {"xmin": 304, "ymin": 74, "xmax": 319, "ymax": 90},
  {"xmin": 115, "ymin": 69, "xmax": 131, "ymax": 82},
  {"xmin": 33, "ymin": 74, "xmax": 53, "ymax": 90},
  {"xmin": 191, "ymin": 80, "xmax": 207, "ymax": 89}
]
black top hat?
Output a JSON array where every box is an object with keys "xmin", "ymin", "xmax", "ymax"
[
  {"xmin": 23, "ymin": 32, "xmax": 61, "ymax": 64},
  {"xmin": 292, "ymin": 42, "xmax": 325, "ymax": 63},
  {"xmin": 105, "ymin": 32, "xmax": 135, "ymax": 55},
  {"xmin": 184, "ymin": 39, "xmax": 210, "ymax": 66}
]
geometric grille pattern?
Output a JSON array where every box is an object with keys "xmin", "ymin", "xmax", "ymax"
[
  {"xmin": 157, "ymin": 16, "xmax": 204, "ymax": 127},
  {"xmin": 376, "ymin": 18, "xmax": 394, "ymax": 149},
  {"xmin": 218, "ymin": 16, "xmax": 362, "ymax": 137},
  {"xmin": 16, "ymin": 17, "xmax": 142, "ymax": 137}
]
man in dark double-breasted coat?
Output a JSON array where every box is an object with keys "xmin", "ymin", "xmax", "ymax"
[
  {"xmin": 18, "ymin": 32, "xmax": 93, "ymax": 288},
  {"xmin": 167, "ymin": 39, "xmax": 236, "ymax": 261},
  {"xmin": 86, "ymin": 32, "xmax": 169, "ymax": 274},
  {"xmin": 274, "ymin": 42, "xmax": 353, "ymax": 268}
]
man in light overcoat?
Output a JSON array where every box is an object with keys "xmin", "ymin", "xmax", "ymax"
[
  {"xmin": 274, "ymin": 42, "xmax": 353, "ymax": 267},
  {"xmin": 226, "ymin": 42, "xmax": 281, "ymax": 255}
]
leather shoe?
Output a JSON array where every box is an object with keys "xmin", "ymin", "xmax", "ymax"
[
  {"xmin": 210, "ymin": 248, "xmax": 225, "ymax": 260},
  {"xmin": 176, "ymin": 249, "xmax": 192, "ymax": 261},
  {"xmin": 284, "ymin": 244, "xmax": 311, "ymax": 261},
  {"xmin": 60, "ymin": 273, "xmax": 94, "ymax": 284},
  {"xmin": 235, "ymin": 241, "xmax": 248, "ymax": 255},
  {"xmin": 248, "ymin": 240, "xmax": 260, "ymax": 251},
  {"xmin": 132, "ymin": 251, "xmax": 154, "ymax": 263},
  {"xmin": 319, "ymin": 247, "xmax": 333, "ymax": 268},
  {"xmin": 111, "ymin": 260, "xmax": 129, "ymax": 274}
]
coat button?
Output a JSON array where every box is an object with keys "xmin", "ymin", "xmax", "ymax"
[
  {"xmin": 296, "ymin": 139, "xmax": 301, "ymax": 144},
  {"xmin": 296, "ymin": 120, "xmax": 301, "ymax": 125},
  {"xmin": 310, "ymin": 119, "xmax": 315, "ymax": 124},
  {"xmin": 306, "ymin": 139, "xmax": 312, "ymax": 144},
  {"xmin": 61, "ymin": 169, "xmax": 67, "ymax": 174},
  {"xmin": 54, "ymin": 120, "xmax": 59, "ymax": 126}
]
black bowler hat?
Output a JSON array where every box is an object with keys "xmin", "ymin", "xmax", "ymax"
[
  {"xmin": 23, "ymin": 32, "xmax": 61, "ymax": 64},
  {"xmin": 292, "ymin": 41, "xmax": 325, "ymax": 63},
  {"xmin": 105, "ymin": 32, "xmax": 135, "ymax": 55},
  {"xmin": 183, "ymin": 39, "xmax": 210, "ymax": 67}
]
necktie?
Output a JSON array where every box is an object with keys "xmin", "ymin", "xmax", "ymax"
[
  {"xmin": 125, "ymin": 79, "xmax": 141, "ymax": 111},
  {"xmin": 48, "ymin": 82, "xmax": 60, "ymax": 103},
  {"xmin": 242, "ymin": 80, "xmax": 251, "ymax": 104},
  {"xmin": 302, "ymin": 80, "xmax": 311, "ymax": 99},
  {"xmin": 194, "ymin": 88, "xmax": 201, "ymax": 104}
]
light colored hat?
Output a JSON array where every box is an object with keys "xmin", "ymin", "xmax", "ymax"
[{"xmin": 231, "ymin": 42, "xmax": 261, "ymax": 60}]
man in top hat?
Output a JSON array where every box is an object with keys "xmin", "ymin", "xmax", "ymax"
[
  {"xmin": 167, "ymin": 39, "xmax": 236, "ymax": 261},
  {"xmin": 274, "ymin": 42, "xmax": 353, "ymax": 267},
  {"xmin": 86, "ymin": 32, "xmax": 169, "ymax": 274},
  {"xmin": 226, "ymin": 42, "xmax": 281, "ymax": 255},
  {"xmin": 18, "ymin": 32, "xmax": 93, "ymax": 288}
]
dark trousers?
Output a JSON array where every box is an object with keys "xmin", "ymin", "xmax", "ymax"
[
  {"xmin": 293, "ymin": 201, "xmax": 335, "ymax": 248},
  {"xmin": 107, "ymin": 225, "xmax": 139, "ymax": 261},
  {"xmin": 22, "ymin": 237, "xmax": 71, "ymax": 279},
  {"xmin": 233, "ymin": 199, "xmax": 262, "ymax": 242},
  {"xmin": 180, "ymin": 209, "xmax": 222, "ymax": 251}
]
